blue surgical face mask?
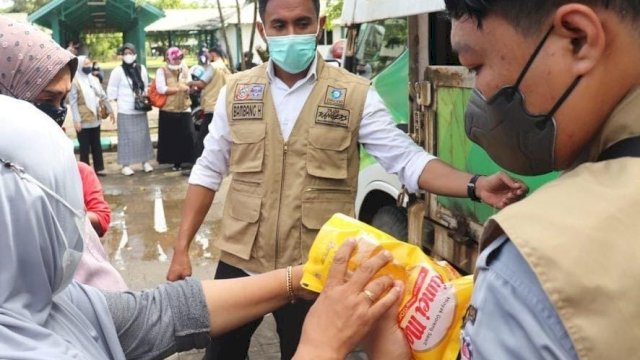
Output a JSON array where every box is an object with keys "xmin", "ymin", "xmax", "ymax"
[{"xmin": 266, "ymin": 27, "xmax": 318, "ymax": 74}]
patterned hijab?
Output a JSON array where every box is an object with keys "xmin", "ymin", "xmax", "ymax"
[{"xmin": 0, "ymin": 15, "xmax": 77, "ymax": 101}]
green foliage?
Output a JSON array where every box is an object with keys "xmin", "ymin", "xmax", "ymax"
[
  {"xmin": 10, "ymin": 0, "xmax": 48, "ymax": 13},
  {"xmin": 83, "ymin": 33, "xmax": 123, "ymax": 61},
  {"xmin": 147, "ymin": 0, "xmax": 199, "ymax": 9},
  {"xmin": 325, "ymin": 0, "xmax": 343, "ymax": 29}
]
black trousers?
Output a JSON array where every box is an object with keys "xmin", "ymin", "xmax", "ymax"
[
  {"xmin": 77, "ymin": 126, "xmax": 104, "ymax": 172},
  {"xmin": 195, "ymin": 113, "xmax": 213, "ymax": 159},
  {"xmin": 203, "ymin": 261, "xmax": 313, "ymax": 360}
]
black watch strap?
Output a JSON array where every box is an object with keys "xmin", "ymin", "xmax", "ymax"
[{"xmin": 467, "ymin": 175, "xmax": 482, "ymax": 203}]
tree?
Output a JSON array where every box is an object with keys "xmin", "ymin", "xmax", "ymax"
[
  {"xmin": 10, "ymin": 0, "xmax": 48, "ymax": 13},
  {"xmin": 247, "ymin": 0, "xmax": 258, "ymax": 68},
  {"xmin": 148, "ymin": 0, "xmax": 199, "ymax": 9},
  {"xmin": 216, "ymin": 0, "xmax": 234, "ymax": 70},
  {"xmin": 325, "ymin": 0, "xmax": 343, "ymax": 30}
]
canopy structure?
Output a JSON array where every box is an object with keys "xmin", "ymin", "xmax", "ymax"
[
  {"xmin": 145, "ymin": 8, "xmax": 221, "ymax": 50},
  {"xmin": 28, "ymin": 0, "xmax": 164, "ymax": 65}
]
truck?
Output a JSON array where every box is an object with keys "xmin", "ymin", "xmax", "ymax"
[{"xmin": 341, "ymin": 0, "xmax": 558, "ymax": 273}]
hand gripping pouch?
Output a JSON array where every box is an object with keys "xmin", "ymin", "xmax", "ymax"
[{"xmin": 302, "ymin": 213, "xmax": 473, "ymax": 360}]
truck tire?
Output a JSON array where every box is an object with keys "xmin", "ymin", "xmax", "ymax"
[{"xmin": 370, "ymin": 205, "xmax": 408, "ymax": 241}]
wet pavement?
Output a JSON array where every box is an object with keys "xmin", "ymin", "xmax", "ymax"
[{"xmin": 91, "ymin": 151, "xmax": 366, "ymax": 360}]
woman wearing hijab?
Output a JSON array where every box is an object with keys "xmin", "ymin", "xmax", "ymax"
[
  {"xmin": 155, "ymin": 47, "xmax": 197, "ymax": 171},
  {"xmin": 0, "ymin": 95, "xmax": 404, "ymax": 359},
  {"xmin": 70, "ymin": 55, "xmax": 114, "ymax": 176},
  {"xmin": 0, "ymin": 17, "xmax": 127, "ymax": 291},
  {"xmin": 107, "ymin": 43, "xmax": 154, "ymax": 176}
]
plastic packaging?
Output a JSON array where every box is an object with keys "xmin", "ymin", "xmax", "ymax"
[{"xmin": 302, "ymin": 213, "xmax": 473, "ymax": 360}]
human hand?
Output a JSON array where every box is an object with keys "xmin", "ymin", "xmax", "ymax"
[
  {"xmin": 363, "ymin": 293, "xmax": 411, "ymax": 360},
  {"xmin": 293, "ymin": 240, "xmax": 403, "ymax": 360},
  {"xmin": 109, "ymin": 114, "xmax": 116, "ymax": 125},
  {"xmin": 74, "ymin": 122, "xmax": 82, "ymax": 133},
  {"xmin": 166, "ymin": 250, "xmax": 193, "ymax": 281},
  {"xmin": 476, "ymin": 172, "xmax": 528, "ymax": 209},
  {"xmin": 180, "ymin": 84, "xmax": 190, "ymax": 93}
]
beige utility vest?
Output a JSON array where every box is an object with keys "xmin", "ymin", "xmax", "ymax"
[
  {"xmin": 480, "ymin": 88, "xmax": 640, "ymax": 359},
  {"xmin": 73, "ymin": 79, "xmax": 97, "ymax": 123},
  {"xmin": 161, "ymin": 66, "xmax": 191, "ymax": 112},
  {"xmin": 201, "ymin": 61, "xmax": 230, "ymax": 113},
  {"xmin": 219, "ymin": 58, "xmax": 370, "ymax": 273}
]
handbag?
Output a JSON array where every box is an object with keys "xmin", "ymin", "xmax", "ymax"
[
  {"xmin": 124, "ymin": 70, "xmax": 153, "ymax": 112},
  {"xmin": 134, "ymin": 92, "xmax": 152, "ymax": 112},
  {"xmin": 97, "ymin": 99, "xmax": 109, "ymax": 119},
  {"xmin": 147, "ymin": 77, "xmax": 167, "ymax": 108}
]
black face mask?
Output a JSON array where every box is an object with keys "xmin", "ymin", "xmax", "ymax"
[
  {"xmin": 33, "ymin": 102, "xmax": 67, "ymax": 127},
  {"xmin": 464, "ymin": 27, "xmax": 581, "ymax": 176},
  {"xmin": 81, "ymin": 66, "xmax": 93, "ymax": 75}
]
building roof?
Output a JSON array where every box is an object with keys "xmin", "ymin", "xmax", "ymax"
[
  {"xmin": 28, "ymin": 0, "xmax": 164, "ymax": 33},
  {"xmin": 145, "ymin": 8, "xmax": 222, "ymax": 32}
]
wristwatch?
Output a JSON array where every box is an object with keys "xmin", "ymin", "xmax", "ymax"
[{"xmin": 467, "ymin": 175, "xmax": 482, "ymax": 203}]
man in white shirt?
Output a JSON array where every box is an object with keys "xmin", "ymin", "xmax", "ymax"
[{"xmin": 166, "ymin": 0, "xmax": 526, "ymax": 359}]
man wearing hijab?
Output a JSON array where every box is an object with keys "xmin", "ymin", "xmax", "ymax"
[{"xmin": 107, "ymin": 42, "xmax": 155, "ymax": 176}]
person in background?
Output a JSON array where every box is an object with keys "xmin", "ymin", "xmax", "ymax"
[
  {"xmin": 155, "ymin": 47, "xmax": 196, "ymax": 171},
  {"xmin": 0, "ymin": 16, "xmax": 126, "ymax": 291},
  {"xmin": 92, "ymin": 61, "xmax": 105, "ymax": 84},
  {"xmin": 107, "ymin": 43, "xmax": 155, "ymax": 176},
  {"xmin": 66, "ymin": 40, "xmax": 79, "ymax": 55},
  {"xmin": 190, "ymin": 47, "xmax": 231, "ymax": 162},
  {"xmin": 70, "ymin": 55, "xmax": 114, "ymax": 176},
  {"xmin": 236, "ymin": 50, "xmax": 258, "ymax": 71}
]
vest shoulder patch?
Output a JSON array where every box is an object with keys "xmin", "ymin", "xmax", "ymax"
[
  {"xmin": 325, "ymin": 86, "xmax": 347, "ymax": 107},
  {"xmin": 234, "ymin": 83, "xmax": 265, "ymax": 101},
  {"xmin": 316, "ymin": 106, "xmax": 350, "ymax": 128}
]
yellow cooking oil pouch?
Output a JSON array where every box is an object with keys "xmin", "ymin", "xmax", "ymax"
[{"xmin": 302, "ymin": 213, "xmax": 473, "ymax": 360}]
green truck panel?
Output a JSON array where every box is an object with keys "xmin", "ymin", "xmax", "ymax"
[{"xmin": 435, "ymin": 87, "xmax": 559, "ymax": 223}]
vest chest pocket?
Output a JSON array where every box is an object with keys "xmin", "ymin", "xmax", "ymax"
[
  {"xmin": 230, "ymin": 122, "xmax": 266, "ymax": 173},
  {"xmin": 307, "ymin": 126, "xmax": 351, "ymax": 179},
  {"xmin": 220, "ymin": 184, "xmax": 262, "ymax": 260}
]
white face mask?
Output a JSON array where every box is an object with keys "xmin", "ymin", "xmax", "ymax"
[
  {"xmin": 168, "ymin": 63, "xmax": 182, "ymax": 71},
  {"xmin": 5, "ymin": 162, "xmax": 86, "ymax": 295},
  {"xmin": 123, "ymin": 54, "xmax": 136, "ymax": 64}
]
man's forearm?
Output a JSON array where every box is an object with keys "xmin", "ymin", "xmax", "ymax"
[
  {"xmin": 417, "ymin": 159, "xmax": 472, "ymax": 197},
  {"xmin": 174, "ymin": 184, "xmax": 216, "ymax": 253}
]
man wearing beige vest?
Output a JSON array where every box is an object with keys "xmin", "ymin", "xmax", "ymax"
[
  {"xmin": 427, "ymin": 1, "xmax": 639, "ymax": 359},
  {"xmin": 191, "ymin": 47, "xmax": 231, "ymax": 159},
  {"xmin": 166, "ymin": 0, "xmax": 526, "ymax": 358}
]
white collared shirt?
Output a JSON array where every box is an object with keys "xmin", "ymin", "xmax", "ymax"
[{"xmin": 189, "ymin": 56, "xmax": 435, "ymax": 193}]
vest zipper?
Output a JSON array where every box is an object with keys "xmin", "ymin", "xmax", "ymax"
[{"xmin": 274, "ymin": 141, "xmax": 288, "ymax": 269}]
